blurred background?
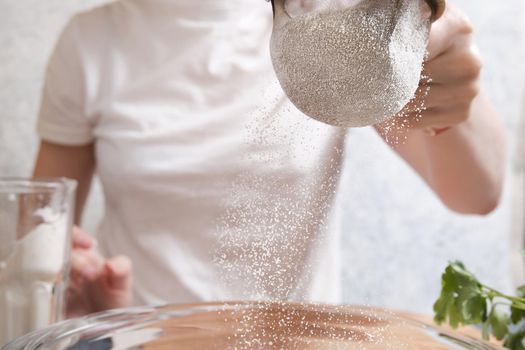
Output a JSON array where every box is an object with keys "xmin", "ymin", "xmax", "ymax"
[{"xmin": 0, "ymin": 0, "xmax": 523, "ymax": 314}]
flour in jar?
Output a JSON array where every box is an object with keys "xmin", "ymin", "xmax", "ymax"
[
  {"xmin": 270, "ymin": 0, "xmax": 431, "ymax": 127},
  {"xmin": 0, "ymin": 208, "xmax": 68, "ymax": 345}
]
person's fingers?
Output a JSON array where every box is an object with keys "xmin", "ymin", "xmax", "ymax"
[
  {"xmin": 423, "ymin": 44, "xmax": 482, "ymax": 84},
  {"xmin": 426, "ymin": 14, "xmax": 453, "ymax": 61},
  {"xmin": 426, "ymin": 4, "xmax": 474, "ymax": 61},
  {"xmin": 403, "ymin": 105, "xmax": 469, "ymax": 130},
  {"xmin": 70, "ymin": 250, "xmax": 104, "ymax": 281},
  {"xmin": 72, "ymin": 226, "xmax": 97, "ymax": 249},
  {"xmin": 414, "ymin": 81, "xmax": 479, "ymax": 110},
  {"xmin": 104, "ymin": 255, "xmax": 133, "ymax": 291}
]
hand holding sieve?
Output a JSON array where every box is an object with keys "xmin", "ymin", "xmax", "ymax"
[{"xmin": 269, "ymin": 0, "xmax": 436, "ymax": 128}]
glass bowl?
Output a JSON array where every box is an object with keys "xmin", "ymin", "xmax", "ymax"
[{"xmin": 2, "ymin": 302, "xmax": 502, "ymax": 350}]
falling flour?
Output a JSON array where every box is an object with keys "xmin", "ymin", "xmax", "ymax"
[
  {"xmin": 213, "ymin": 1, "xmax": 433, "ymax": 347},
  {"xmin": 270, "ymin": 0, "xmax": 431, "ymax": 127}
]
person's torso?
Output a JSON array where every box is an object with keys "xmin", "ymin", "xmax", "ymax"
[{"xmin": 74, "ymin": 0, "xmax": 347, "ymax": 305}]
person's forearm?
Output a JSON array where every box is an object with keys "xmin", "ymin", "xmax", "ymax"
[
  {"xmin": 374, "ymin": 4, "xmax": 505, "ymax": 215},
  {"xmin": 33, "ymin": 141, "xmax": 96, "ymax": 224},
  {"xmin": 395, "ymin": 91, "xmax": 506, "ymax": 214}
]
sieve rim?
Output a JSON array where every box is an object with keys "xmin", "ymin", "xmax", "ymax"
[{"xmin": 0, "ymin": 177, "xmax": 77, "ymax": 195}]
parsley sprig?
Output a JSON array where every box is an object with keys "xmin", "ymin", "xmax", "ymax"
[{"xmin": 434, "ymin": 261, "xmax": 525, "ymax": 349}]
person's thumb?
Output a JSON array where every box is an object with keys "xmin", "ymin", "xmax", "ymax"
[{"xmin": 104, "ymin": 255, "xmax": 132, "ymax": 292}]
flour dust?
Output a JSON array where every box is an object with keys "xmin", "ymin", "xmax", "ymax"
[
  {"xmin": 212, "ymin": 0, "xmax": 433, "ymax": 347},
  {"xmin": 214, "ymin": 81, "xmax": 345, "ymax": 302}
]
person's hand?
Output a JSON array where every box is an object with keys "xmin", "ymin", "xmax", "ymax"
[
  {"xmin": 67, "ymin": 226, "xmax": 133, "ymax": 318},
  {"xmin": 382, "ymin": 4, "xmax": 483, "ymax": 134}
]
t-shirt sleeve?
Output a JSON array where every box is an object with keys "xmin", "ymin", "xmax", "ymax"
[{"xmin": 37, "ymin": 18, "xmax": 94, "ymax": 146}]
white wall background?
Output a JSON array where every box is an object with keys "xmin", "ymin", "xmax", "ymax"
[
  {"xmin": 0, "ymin": 0, "xmax": 523, "ymax": 314},
  {"xmin": 0, "ymin": 0, "xmax": 108, "ymax": 232}
]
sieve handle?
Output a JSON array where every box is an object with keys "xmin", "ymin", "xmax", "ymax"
[
  {"xmin": 270, "ymin": 0, "xmax": 291, "ymax": 27},
  {"xmin": 425, "ymin": 0, "xmax": 446, "ymax": 21}
]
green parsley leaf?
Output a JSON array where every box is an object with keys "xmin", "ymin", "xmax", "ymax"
[
  {"xmin": 488, "ymin": 307, "xmax": 509, "ymax": 340},
  {"xmin": 433, "ymin": 261, "xmax": 486, "ymax": 328},
  {"xmin": 511, "ymin": 286, "xmax": 525, "ymax": 324},
  {"xmin": 504, "ymin": 323, "xmax": 525, "ymax": 350},
  {"xmin": 434, "ymin": 261, "xmax": 525, "ymax": 350}
]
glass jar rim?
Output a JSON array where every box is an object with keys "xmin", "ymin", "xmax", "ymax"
[{"xmin": 0, "ymin": 177, "xmax": 77, "ymax": 194}]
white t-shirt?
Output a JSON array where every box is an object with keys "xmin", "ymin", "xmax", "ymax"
[{"xmin": 37, "ymin": 0, "xmax": 347, "ymax": 306}]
